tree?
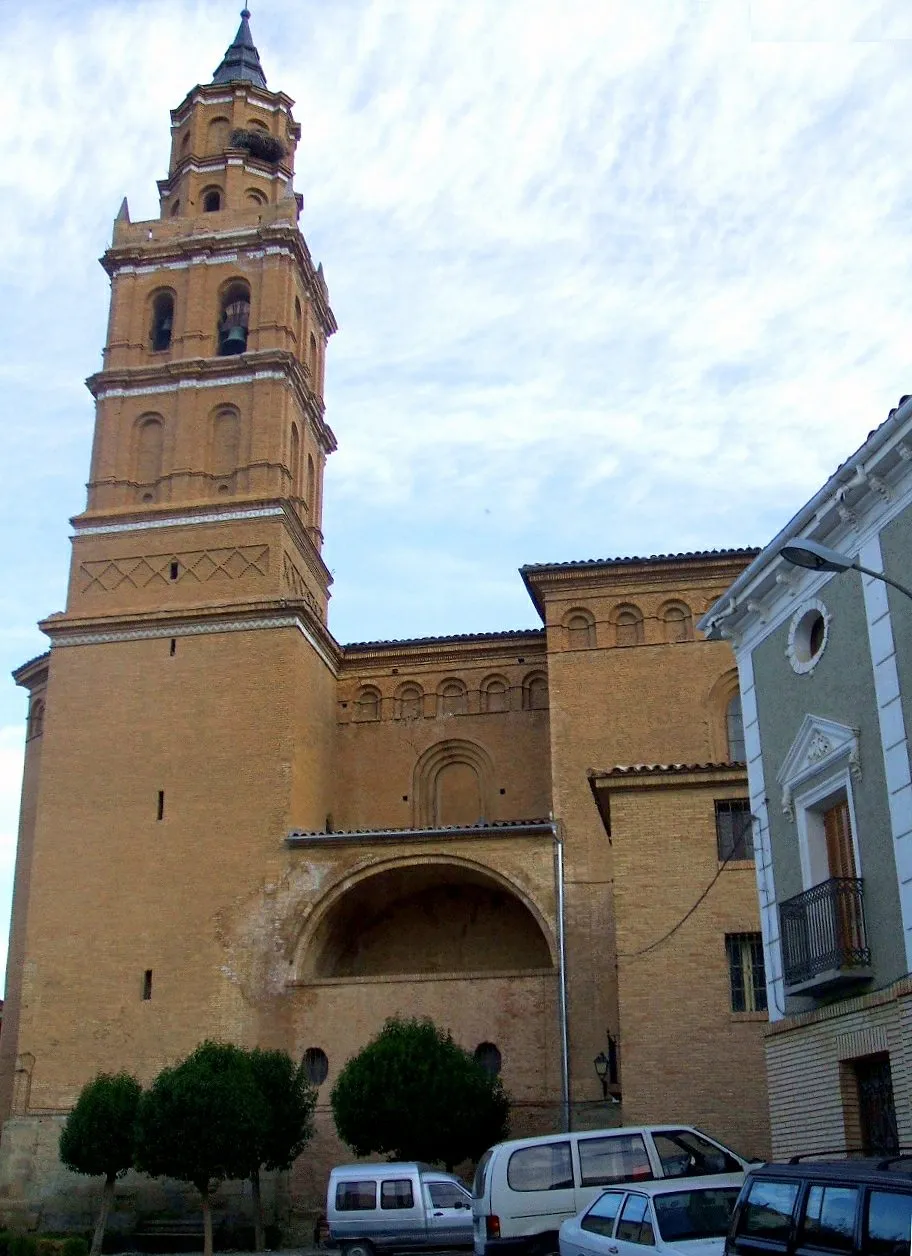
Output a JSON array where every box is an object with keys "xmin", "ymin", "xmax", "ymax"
[
  {"xmin": 247, "ymin": 1049, "xmax": 317, "ymax": 1252},
  {"xmin": 135, "ymin": 1042, "xmax": 266, "ymax": 1256},
  {"xmin": 330, "ymin": 1017, "xmax": 510, "ymax": 1171},
  {"xmin": 59, "ymin": 1071, "xmax": 142, "ymax": 1256}
]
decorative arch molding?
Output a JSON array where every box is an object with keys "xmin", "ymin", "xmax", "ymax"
[
  {"xmin": 480, "ymin": 673, "xmax": 510, "ymax": 713},
  {"xmin": 611, "ymin": 601, "xmax": 645, "ymax": 647},
  {"xmin": 522, "ymin": 670, "xmax": 549, "ymax": 711},
  {"xmin": 658, "ymin": 598, "xmax": 693, "ymax": 643},
  {"xmin": 562, "ymin": 606, "xmax": 596, "ymax": 650},
  {"xmin": 412, "ymin": 737, "xmax": 494, "ymax": 827},
  {"xmin": 706, "ymin": 668, "xmax": 742, "ymax": 763},
  {"xmin": 777, "ymin": 715, "xmax": 861, "ymax": 823},
  {"xmin": 290, "ymin": 851, "xmax": 557, "ymax": 981}
]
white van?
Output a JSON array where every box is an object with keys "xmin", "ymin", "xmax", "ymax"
[
  {"xmin": 471, "ymin": 1125, "xmax": 749, "ymax": 1256},
  {"xmin": 328, "ymin": 1162, "xmax": 473, "ymax": 1256}
]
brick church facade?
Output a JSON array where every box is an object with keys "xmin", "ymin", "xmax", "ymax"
[{"xmin": 0, "ymin": 12, "xmax": 770, "ymax": 1230}]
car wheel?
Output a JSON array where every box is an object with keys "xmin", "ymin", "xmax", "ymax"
[{"xmin": 343, "ymin": 1242, "xmax": 374, "ymax": 1256}]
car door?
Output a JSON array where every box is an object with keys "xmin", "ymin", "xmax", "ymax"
[
  {"xmin": 424, "ymin": 1179, "xmax": 473, "ymax": 1247},
  {"xmin": 562, "ymin": 1191, "xmax": 627, "ymax": 1256},
  {"xmin": 727, "ymin": 1177, "xmax": 800, "ymax": 1256},
  {"xmin": 612, "ymin": 1193, "xmax": 657, "ymax": 1256}
]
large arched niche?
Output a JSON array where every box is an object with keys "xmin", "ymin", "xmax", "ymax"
[
  {"xmin": 296, "ymin": 856, "xmax": 555, "ymax": 981},
  {"xmin": 413, "ymin": 738, "xmax": 494, "ymax": 827}
]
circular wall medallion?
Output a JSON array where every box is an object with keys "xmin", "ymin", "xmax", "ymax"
[{"xmin": 787, "ymin": 599, "xmax": 830, "ymax": 674}]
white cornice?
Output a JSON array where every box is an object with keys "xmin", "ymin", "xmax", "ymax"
[
  {"xmin": 47, "ymin": 611, "xmax": 336, "ymax": 673},
  {"xmin": 73, "ymin": 505, "xmax": 284, "ymax": 537},
  {"xmin": 93, "ymin": 369, "xmax": 286, "ymax": 400}
]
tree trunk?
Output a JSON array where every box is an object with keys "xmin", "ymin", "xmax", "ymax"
[
  {"xmin": 252, "ymin": 1167, "xmax": 265, "ymax": 1252},
  {"xmin": 201, "ymin": 1184, "xmax": 213, "ymax": 1256},
  {"xmin": 90, "ymin": 1173, "xmax": 116, "ymax": 1256}
]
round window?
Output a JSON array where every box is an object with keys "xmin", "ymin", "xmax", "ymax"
[
  {"xmin": 302, "ymin": 1046, "xmax": 328, "ymax": 1085},
  {"xmin": 787, "ymin": 600, "xmax": 829, "ymax": 674}
]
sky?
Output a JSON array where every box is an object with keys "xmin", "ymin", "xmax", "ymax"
[{"xmin": 1, "ymin": 0, "xmax": 911, "ymax": 990}]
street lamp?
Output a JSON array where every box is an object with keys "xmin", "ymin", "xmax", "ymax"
[{"xmin": 780, "ymin": 539, "xmax": 912, "ymax": 602}]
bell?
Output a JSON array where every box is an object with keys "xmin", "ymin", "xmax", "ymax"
[{"xmin": 221, "ymin": 324, "xmax": 248, "ymax": 354}]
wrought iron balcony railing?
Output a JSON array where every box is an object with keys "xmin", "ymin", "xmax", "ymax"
[{"xmin": 779, "ymin": 877, "xmax": 871, "ymax": 994}]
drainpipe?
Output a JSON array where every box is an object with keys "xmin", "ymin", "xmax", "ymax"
[{"xmin": 552, "ymin": 819, "xmax": 571, "ymax": 1132}]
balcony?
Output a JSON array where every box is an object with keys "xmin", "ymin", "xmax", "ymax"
[{"xmin": 779, "ymin": 877, "xmax": 872, "ymax": 995}]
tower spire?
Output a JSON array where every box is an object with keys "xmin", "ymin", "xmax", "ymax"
[{"xmin": 212, "ymin": 8, "xmax": 267, "ymax": 88}]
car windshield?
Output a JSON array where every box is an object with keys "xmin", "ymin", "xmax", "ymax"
[{"xmin": 653, "ymin": 1187, "xmax": 741, "ymax": 1242}]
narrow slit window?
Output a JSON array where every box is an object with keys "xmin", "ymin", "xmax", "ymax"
[
  {"xmin": 169, "ymin": 561, "xmax": 179, "ymax": 581},
  {"xmin": 157, "ymin": 790, "xmax": 164, "ymax": 821},
  {"xmin": 142, "ymin": 970, "xmax": 153, "ymax": 1001},
  {"xmin": 169, "ymin": 638, "xmax": 176, "ymax": 656}
]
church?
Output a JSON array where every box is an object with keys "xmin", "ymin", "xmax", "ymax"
[{"xmin": 0, "ymin": 11, "xmax": 771, "ymax": 1232}]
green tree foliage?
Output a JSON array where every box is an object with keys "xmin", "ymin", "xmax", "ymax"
[
  {"xmin": 59, "ymin": 1072, "xmax": 142, "ymax": 1256},
  {"xmin": 247, "ymin": 1049, "xmax": 317, "ymax": 1251},
  {"xmin": 135, "ymin": 1042, "xmax": 265, "ymax": 1256},
  {"xmin": 330, "ymin": 1017, "xmax": 510, "ymax": 1170}
]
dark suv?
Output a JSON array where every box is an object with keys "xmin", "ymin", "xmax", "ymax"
[{"xmin": 724, "ymin": 1156, "xmax": 912, "ymax": 1255}]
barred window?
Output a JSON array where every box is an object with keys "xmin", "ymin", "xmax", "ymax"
[
  {"xmin": 715, "ymin": 799, "xmax": 754, "ymax": 861},
  {"xmin": 726, "ymin": 933, "xmax": 767, "ymax": 1013}
]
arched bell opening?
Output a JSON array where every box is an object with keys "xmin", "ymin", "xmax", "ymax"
[
  {"xmin": 150, "ymin": 290, "xmax": 174, "ymax": 352},
  {"xmin": 301, "ymin": 860, "xmax": 554, "ymax": 981},
  {"xmin": 217, "ymin": 280, "xmax": 251, "ymax": 356}
]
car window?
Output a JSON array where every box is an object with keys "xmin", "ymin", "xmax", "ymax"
[
  {"xmin": 653, "ymin": 1186, "xmax": 740, "ymax": 1242},
  {"xmin": 578, "ymin": 1133, "xmax": 652, "ymax": 1186},
  {"xmin": 867, "ymin": 1189, "xmax": 912, "ymax": 1256},
  {"xmin": 800, "ymin": 1185, "xmax": 858, "ymax": 1252},
  {"xmin": 428, "ymin": 1182, "xmax": 469, "ymax": 1209},
  {"xmin": 336, "ymin": 1180, "xmax": 377, "ymax": 1211},
  {"xmin": 615, "ymin": 1195, "xmax": 655, "ymax": 1246},
  {"xmin": 738, "ymin": 1179, "xmax": 799, "ymax": 1242},
  {"xmin": 381, "ymin": 1179, "xmax": 414, "ymax": 1210},
  {"xmin": 580, "ymin": 1191, "xmax": 625, "ymax": 1237},
  {"xmin": 652, "ymin": 1130, "xmax": 742, "ymax": 1177},
  {"xmin": 473, "ymin": 1149, "xmax": 493, "ymax": 1199},
  {"xmin": 507, "ymin": 1142, "xmax": 574, "ymax": 1192}
]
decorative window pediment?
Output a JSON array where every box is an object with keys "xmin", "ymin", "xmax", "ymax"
[{"xmin": 776, "ymin": 714, "xmax": 860, "ymax": 819}]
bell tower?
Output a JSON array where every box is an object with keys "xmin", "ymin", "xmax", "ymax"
[
  {"xmin": 76, "ymin": 7, "xmax": 336, "ymax": 623},
  {"xmin": 0, "ymin": 11, "xmax": 342, "ymax": 1128}
]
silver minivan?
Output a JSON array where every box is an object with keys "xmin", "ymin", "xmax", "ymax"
[{"xmin": 328, "ymin": 1161, "xmax": 474, "ymax": 1256}]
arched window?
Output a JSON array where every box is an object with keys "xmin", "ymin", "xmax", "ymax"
[
  {"xmin": 207, "ymin": 116, "xmax": 230, "ymax": 153},
  {"xmin": 136, "ymin": 415, "xmax": 164, "ymax": 485},
  {"xmin": 27, "ymin": 700, "xmax": 45, "ymax": 740},
  {"xmin": 565, "ymin": 608, "xmax": 596, "ymax": 650},
  {"xmin": 150, "ymin": 291, "xmax": 174, "ymax": 352},
  {"xmin": 202, "ymin": 187, "xmax": 222, "ymax": 213},
  {"xmin": 294, "ymin": 296, "xmax": 302, "ymax": 349},
  {"xmin": 170, "ymin": 199, "xmax": 181, "ymax": 217},
  {"xmin": 661, "ymin": 601, "xmax": 692, "ymax": 644},
  {"xmin": 474, "ymin": 1042, "xmax": 502, "ymax": 1076},
  {"xmin": 290, "ymin": 424, "xmax": 301, "ymax": 494},
  {"xmin": 615, "ymin": 604, "xmax": 644, "ymax": 647},
  {"xmin": 395, "ymin": 684, "xmax": 424, "ymax": 720},
  {"xmin": 727, "ymin": 692, "xmax": 746, "ymax": 763},
  {"xmin": 302, "ymin": 1047, "xmax": 328, "ymax": 1085},
  {"xmin": 246, "ymin": 187, "xmax": 267, "ymax": 206},
  {"xmin": 354, "ymin": 687, "xmax": 381, "ymax": 722},
  {"xmin": 309, "ymin": 332, "xmax": 318, "ymax": 383},
  {"xmin": 248, "ymin": 118, "xmax": 270, "ymax": 133},
  {"xmin": 438, "ymin": 679, "xmax": 468, "ymax": 717},
  {"xmin": 218, "ymin": 280, "xmax": 250, "ymax": 356},
  {"xmin": 306, "ymin": 455, "xmax": 315, "ymax": 510},
  {"xmin": 523, "ymin": 672, "xmax": 549, "ymax": 710},
  {"xmin": 212, "ymin": 408, "xmax": 240, "ymax": 478},
  {"xmin": 179, "ymin": 131, "xmax": 190, "ymax": 156}
]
